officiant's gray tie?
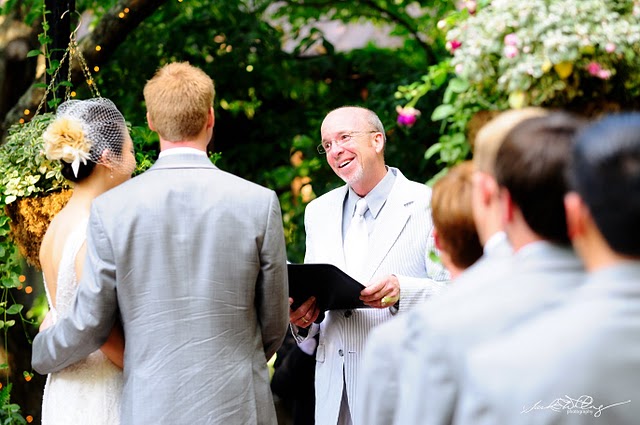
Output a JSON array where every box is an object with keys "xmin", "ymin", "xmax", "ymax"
[{"xmin": 344, "ymin": 198, "xmax": 369, "ymax": 282}]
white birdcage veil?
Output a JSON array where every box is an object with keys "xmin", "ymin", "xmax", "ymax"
[{"xmin": 43, "ymin": 97, "xmax": 130, "ymax": 177}]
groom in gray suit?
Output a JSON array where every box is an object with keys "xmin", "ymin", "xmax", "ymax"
[
  {"xmin": 456, "ymin": 113, "xmax": 640, "ymax": 424},
  {"xmin": 32, "ymin": 62, "xmax": 289, "ymax": 424}
]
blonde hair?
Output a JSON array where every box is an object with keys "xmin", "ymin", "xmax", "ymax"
[
  {"xmin": 143, "ymin": 62, "xmax": 215, "ymax": 141},
  {"xmin": 474, "ymin": 107, "xmax": 548, "ymax": 174}
]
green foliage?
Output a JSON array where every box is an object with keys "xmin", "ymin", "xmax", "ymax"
[
  {"xmin": 399, "ymin": 0, "xmax": 640, "ymax": 171},
  {"xmin": 0, "ymin": 384, "xmax": 26, "ymax": 425},
  {"xmin": 87, "ymin": 1, "xmax": 450, "ymax": 261},
  {"xmin": 0, "ymin": 0, "xmax": 41, "ymax": 25},
  {"xmin": 0, "ymin": 114, "xmax": 68, "ymax": 205},
  {"xmin": 0, "ymin": 1, "xmax": 460, "ymax": 419},
  {"xmin": 449, "ymin": 0, "xmax": 640, "ymax": 108}
]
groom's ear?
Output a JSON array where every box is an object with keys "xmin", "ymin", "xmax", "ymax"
[
  {"xmin": 146, "ymin": 112, "xmax": 156, "ymax": 131},
  {"xmin": 207, "ymin": 107, "xmax": 215, "ymax": 129}
]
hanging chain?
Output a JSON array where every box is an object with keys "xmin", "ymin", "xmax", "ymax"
[
  {"xmin": 32, "ymin": 47, "xmax": 70, "ymax": 117},
  {"xmin": 32, "ymin": 12, "xmax": 101, "ymax": 118},
  {"xmin": 73, "ymin": 37, "xmax": 101, "ymax": 99}
]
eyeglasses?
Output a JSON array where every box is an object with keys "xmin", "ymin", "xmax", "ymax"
[{"xmin": 317, "ymin": 131, "xmax": 378, "ymax": 154}]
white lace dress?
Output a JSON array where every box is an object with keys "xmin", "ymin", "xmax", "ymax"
[{"xmin": 41, "ymin": 220, "xmax": 123, "ymax": 425}]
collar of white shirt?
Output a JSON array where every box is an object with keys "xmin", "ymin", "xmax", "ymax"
[{"xmin": 158, "ymin": 147, "xmax": 207, "ymax": 158}]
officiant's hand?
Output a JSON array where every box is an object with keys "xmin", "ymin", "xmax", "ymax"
[
  {"xmin": 289, "ymin": 296, "xmax": 319, "ymax": 328},
  {"xmin": 359, "ymin": 274, "xmax": 400, "ymax": 309}
]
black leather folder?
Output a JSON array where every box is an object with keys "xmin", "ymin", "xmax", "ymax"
[{"xmin": 287, "ymin": 263, "xmax": 369, "ymax": 311}]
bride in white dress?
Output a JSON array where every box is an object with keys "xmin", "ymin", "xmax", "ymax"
[{"xmin": 38, "ymin": 98, "xmax": 136, "ymax": 424}]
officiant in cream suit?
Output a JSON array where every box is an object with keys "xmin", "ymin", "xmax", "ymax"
[
  {"xmin": 32, "ymin": 62, "xmax": 289, "ymax": 424},
  {"xmin": 288, "ymin": 106, "xmax": 449, "ymax": 425}
]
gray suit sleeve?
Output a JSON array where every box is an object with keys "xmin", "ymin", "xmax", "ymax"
[
  {"xmin": 256, "ymin": 191, "xmax": 289, "ymax": 360},
  {"xmin": 31, "ymin": 204, "xmax": 118, "ymax": 374}
]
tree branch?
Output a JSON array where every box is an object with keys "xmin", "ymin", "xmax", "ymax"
[{"xmin": 2, "ymin": 0, "xmax": 168, "ymax": 139}]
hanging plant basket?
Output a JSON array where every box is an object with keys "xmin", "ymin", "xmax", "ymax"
[
  {"xmin": 0, "ymin": 25, "xmax": 95, "ymax": 269},
  {"xmin": 4, "ymin": 190, "xmax": 72, "ymax": 268}
]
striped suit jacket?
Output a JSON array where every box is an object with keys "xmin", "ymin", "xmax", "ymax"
[{"xmin": 300, "ymin": 167, "xmax": 448, "ymax": 425}]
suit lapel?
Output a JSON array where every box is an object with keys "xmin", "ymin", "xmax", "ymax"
[
  {"xmin": 365, "ymin": 172, "xmax": 412, "ymax": 281},
  {"xmin": 328, "ymin": 186, "xmax": 349, "ymax": 270}
]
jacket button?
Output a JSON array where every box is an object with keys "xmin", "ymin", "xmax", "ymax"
[
  {"xmin": 338, "ymin": 349, "xmax": 344, "ymax": 356},
  {"xmin": 344, "ymin": 310, "xmax": 352, "ymax": 318}
]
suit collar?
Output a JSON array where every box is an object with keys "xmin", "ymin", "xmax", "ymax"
[
  {"xmin": 582, "ymin": 261, "xmax": 640, "ymax": 298},
  {"xmin": 316, "ymin": 168, "xmax": 419, "ymax": 282},
  {"xmin": 345, "ymin": 167, "xmax": 396, "ymax": 220},
  {"xmin": 514, "ymin": 241, "xmax": 583, "ymax": 273},
  {"xmin": 148, "ymin": 153, "xmax": 218, "ymax": 171}
]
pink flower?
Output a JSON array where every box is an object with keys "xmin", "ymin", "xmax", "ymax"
[
  {"xmin": 396, "ymin": 106, "xmax": 421, "ymax": 128},
  {"xmin": 586, "ymin": 62, "xmax": 612, "ymax": 79},
  {"xmin": 586, "ymin": 61, "xmax": 602, "ymax": 76},
  {"xmin": 504, "ymin": 45, "xmax": 519, "ymax": 58},
  {"xmin": 605, "ymin": 43, "xmax": 616, "ymax": 53},
  {"xmin": 597, "ymin": 69, "xmax": 612, "ymax": 80},
  {"xmin": 447, "ymin": 39, "xmax": 462, "ymax": 52},
  {"xmin": 504, "ymin": 33, "xmax": 519, "ymax": 46},
  {"xmin": 465, "ymin": 0, "xmax": 477, "ymax": 14}
]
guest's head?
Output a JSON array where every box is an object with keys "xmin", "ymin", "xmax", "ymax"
[
  {"xmin": 432, "ymin": 161, "xmax": 483, "ymax": 278},
  {"xmin": 319, "ymin": 106, "xmax": 387, "ymax": 197},
  {"xmin": 143, "ymin": 62, "xmax": 215, "ymax": 145},
  {"xmin": 565, "ymin": 113, "xmax": 640, "ymax": 265},
  {"xmin": 495, "ymin": 112, "xmax": 586, "ymax": 249},
  {"xmin": 471, "ymin": 108, "xmax": 549, "ymax": 246},
  {"xmin": 474, "ymin": 107, "xmax": 548, "ymax": 175},
  {"xmin": 43, "ymin": 98, "xmax": 135, "ymax": 185}
]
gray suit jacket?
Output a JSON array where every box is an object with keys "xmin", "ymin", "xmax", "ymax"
[
  {"xmin": 395, "ymin": 241, "xmax": 585, "ymax": 425},
  {"xmin": 299, "ymin": 167, "xmax": 449, "ymax": 425},
  {"xmin": 356, "ymin": 232, "xmax": 511, "ymax": 425},
  {"xmin": 32, "ymin": 153, "xmax": 289, "ymax": 424},
  {"xmin": 457, "ymin": 261, "xmax": 640, "ymax": 425}
]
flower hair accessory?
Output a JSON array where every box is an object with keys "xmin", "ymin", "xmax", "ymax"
[
  {"xmin": 41, "ymin": 98, "xmax": 130, "ymax": 178},
  {"xmin": 42, "ymin": 117, "xmax": 92, "ymax": 178}
]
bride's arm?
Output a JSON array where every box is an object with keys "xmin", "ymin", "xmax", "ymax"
[
  {"xmin": 100, "ymin": 321, "xmax": 125, "ymax": 369},
  {"xmin": 76, "ymin": 242, "xmax": 125, "ymax": 369}
]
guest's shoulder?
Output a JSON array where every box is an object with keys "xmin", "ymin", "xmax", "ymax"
[{"xmin": 407, "ymin": 257, "xmax": 513, "ymax": 330}]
